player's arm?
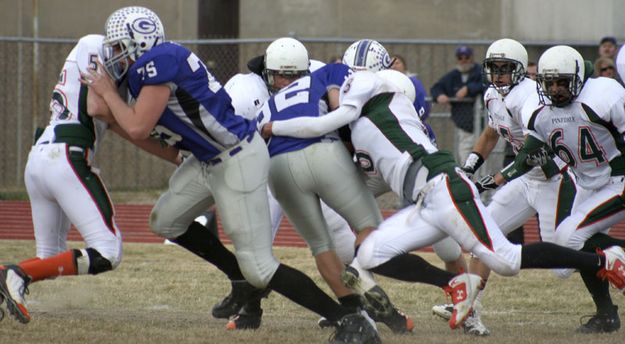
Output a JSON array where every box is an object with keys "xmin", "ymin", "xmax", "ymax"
[
  {"xmin": 263, "ymin": 103, "xmax": 360, "ymax": 139},
  {"xmin": 82, "ymin": 61, "xmax": 168, "ymax": 140},
  {"xmin": 86, "ymin": 89, "xmax": 115, "ymax": 124},
  {"xmin": 462, "ymin": 126, "xmax": 499, "ymax": 175},
  {"xmin": 108, "ymin": 122, "xmax": 182, "ymax": 165}
]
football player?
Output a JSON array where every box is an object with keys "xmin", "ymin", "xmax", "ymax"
[
  {"xmin": 216, "ymin": 37, "xmax": 360, "ymax": 331},
  {"xmin": 0, "ymin": 34, "xmax": 181, "ymax": 324},
  {"xmin": 81, "ymin": 6, "xmax": 380, "ymax": 344},
  {"xmin": 434, "ymin": 38, "xmax": 578, "ymax": 336},
  {"xmin": 486, "ymin": 45, "xmax": 625, "ymax": 333},
  {"xmin": 261, "ymin": 43, "xmax": 625, "ymax": 331}
]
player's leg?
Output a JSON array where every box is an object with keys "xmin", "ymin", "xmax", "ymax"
[
  {"xmin": 210, "ymin": 133, "xmax": 379, "ymax": 342},
  {"xmin": 267, "ymin": 145, "xmax": 367, "ymax": 310},
  {"xmin": 150, "ymin": 156, "xmax": 259, "ymax": 321},
  {"xmin": 354, "ymin": 204, "xmax": 483, "ymax": 329}
]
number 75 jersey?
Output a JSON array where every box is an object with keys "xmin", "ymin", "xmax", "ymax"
[{"xmin": 526, "ymin": 77, "xmax": 625, "ymax": 190}]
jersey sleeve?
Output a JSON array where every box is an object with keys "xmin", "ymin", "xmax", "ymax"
[
  {"xmin": 75, "ymin": 34, "xmax": 104, "ymax": 74},
  {"xmin": 483, "ymin": 88, "xmax": 499, "ymax": 129},
  {"xmin": 520, "ymin": 92, "xmax": 541, "ymax": 135},
  {"xmin": 339, "ymin": 71, "xmax": 378, "ymax": 113},
  {"xmin": 140, "ymin": 53, "xmax": 179, "ymax": 85}
]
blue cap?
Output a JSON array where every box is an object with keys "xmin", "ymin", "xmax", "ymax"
[
  {"xmin": 600, "ymin": 36, "xmax": 617, "ymax": 45},
  {"xmin": 455, "ymin": 45, "xmax": 473, "ymax": 57}
]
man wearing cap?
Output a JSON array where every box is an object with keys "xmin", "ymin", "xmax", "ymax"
[
  {"xmin": 598, "ymin": 36, "xmax": 618, "ymax": 60},
  {"xmin": 430, "ymin": 45, "xmax": 485, "ymax": 164}
]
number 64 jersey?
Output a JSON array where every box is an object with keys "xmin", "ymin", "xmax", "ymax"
[{"xmin": 526, "ymin": 77, "xmax": 625, "ymax": 190}]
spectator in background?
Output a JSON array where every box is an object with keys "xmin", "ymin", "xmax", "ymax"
[
  {"xmin": 390, "ymin": 54, "xmax": 435, "ymax": 143},
  {"xmin": 430, "ymin": 45, "xmax": 485, "ymax": 163},
  {"xmin": 593, "ymin": 56, "xmax": 617, "ymax": 78},
  {"xmin": 327, "ymin": 55, "xmax": 342, "ymax": 64},
  {"xmin": 598, "ymin": 36, "xmax": 618, "ymax": 60},
  {"xmin": 526, "ymin": 61, "xmax": 537, "ymax": 80}
]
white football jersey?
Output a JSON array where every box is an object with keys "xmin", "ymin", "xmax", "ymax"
[
  {"xmin": 342, "ymin": 71, "xmax": 437, "ymax": 198},
  {"xmin": 485, "ymin": 78, "xmax": 565, "ymax": 179},
  {"xmin": 224, "ymin": 73, "xmax": 270, "ymax": 120},
  {"xmin": 42, "ymin": 34, "xmax": 108, "ymax": 153},
  {"xmin": 528, "ymin": 77, "xmax": 625, "ymax": 189}
]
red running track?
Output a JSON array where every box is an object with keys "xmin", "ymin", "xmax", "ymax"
[{"xmin": 1, "ymin": 200, "xmax": 623, "ymax": 248}]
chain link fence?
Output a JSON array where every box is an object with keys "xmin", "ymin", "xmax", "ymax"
[{"xmin": 0, "ymin": 37, "xmax": 597, "ymax": 192}]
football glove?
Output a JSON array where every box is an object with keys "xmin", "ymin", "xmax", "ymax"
[
  {"xmin": 525, "ymin": 146, "xmax": 550, "ymax": 167},
  {"xmin": 475, "ymin": 174, "xmax": 498, "ymax": 194}
]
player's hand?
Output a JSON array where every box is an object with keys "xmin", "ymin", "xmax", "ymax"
[
  {"xmin": 475, "ymin": 174, "xmax": 498, "ymax": 193},
  {"xmin": 526, "ymin": 146, "xmax": 550, "ymax": 166},
  {"xmin": 80, "ymin": 61, "xmax": 117, "ymax": 99},
  {"xmin": 261, "ymin": 122, "xmax": 273, "ymax": 140}
]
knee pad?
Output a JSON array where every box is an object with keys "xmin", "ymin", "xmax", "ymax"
[
  {"xmin": 74, "ymin": 248, "xmax": 115, "ymax": 275},
  {"xmin": 432, "ymin": 237, "xmax": 462, "ymax": 262},
  {"xmin": 149, "ymin": 210, "xmax": 186, "ymax": 239},
  {"xmin": 235, "ymin": 251, "xmax": 279, "ymax": 288}
]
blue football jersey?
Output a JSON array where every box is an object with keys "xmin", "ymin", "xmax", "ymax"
[
  {"xmin": 127, "ymin": 42, "xmax": 257, "ymax": 161},
  {"xmin": 257, "ymin": 63, "xmax": 351, "ymax": 157}
]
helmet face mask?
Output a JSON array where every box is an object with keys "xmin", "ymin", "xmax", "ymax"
[
  {"xmin": 103, "ymin": 6, "xmax": 165, "ymax": 80},
  {"xmin": 483, "ymin": 38, "xmax": 528, "ymax": 96},
  {"xmin": 262, "ymin": 37, "xmax": 310, "ymax": 93},
  {"xmin": 342, "ymin": 39, "xmax": 393, "ymax": 72},
  {"xmin": 536, "ymin": 45, "xmax": 584, "ymax": 107}
]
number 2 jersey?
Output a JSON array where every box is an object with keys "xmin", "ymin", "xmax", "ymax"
[
  {"xmin": 126, "ymin": 42, "xmax": 257, "ymax": 162},
  {"xmin": 41, "ymin": 34, "xmax": 109, "ymax": 156},
  {"xmin": 341, "ymin": 71, "xmax": 436, "ymax": 198},
  {"xmin": 526, "ymin": 77, "xmax": 625, "ymax": 190},
  {"xmin": 256, "ymin": 63, "xmax": 351, "ymax": 157}
]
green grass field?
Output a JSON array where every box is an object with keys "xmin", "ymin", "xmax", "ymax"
[{"xmin": 1, "ymin": 240, "xmax": 624, "ymax": 344}]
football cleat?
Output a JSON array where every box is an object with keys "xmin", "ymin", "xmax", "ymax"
[
  {"xmin": 576, "ymin": 305, "xmax": 620, "ymax": 334},
  {"xmin": 318, "ymin": 317, "xmax": 339, "ymax": 329},
  {"xmin": 463, "ymin": 301, "xmax": 490, "ymax": 336},
  {"xmin": 432, "ymin": 303, "xmax": 453, "ymax": 320},
  {"xmin": 341, "ymin": 266, "xmax": 393, "ymax": 318},
  {"xmin": 597, "ymin": 246, "xmax": 625, "ymax": 293},
  {"xmin": 444, "ymin": 273, "xmax": 483, "ymax": 329},
  {"xmin": 226, "ymin": 307, "xmax": 263, "ymax": 330},
  {"xmin": 211, "ymin": 280, "xmax": 270, "ymax": 319},
  {"xmin": 329, "ymin": 312, "xmax": 381, "ymax": 344},
  {"xmin": 0, "ymin": 265, "xmax": 31, "ymax": 324},
  {"xmin": 369, "ymin": 305, "xmax": 414, "ymax": 334}
]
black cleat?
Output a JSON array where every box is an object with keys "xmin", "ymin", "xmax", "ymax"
[
  {"xmin": 226, "ymin": 307, "xmax": 263, "ymax": 330},
  {"xmin": 330, "ymin": 313, "xmax": 381, "ymax": 344},
  {"xmin": 211, "ymin": 280, "xmax": 270, "ymax": 319},
  {"xmin": 369, "ymin": 305, "xmax": 414, "ymax": 334},
  {"xmin": 577, "ymin": 305, "xmax": 620, "ymax": 333}
]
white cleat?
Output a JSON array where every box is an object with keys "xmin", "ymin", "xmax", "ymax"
[
  {"xmin": 445, "ymin": 273, "xmax": 483, "ymax": 329},
  {"xmin": 598, "ymin": 246, "xmax": 625, "ymax": 294}
]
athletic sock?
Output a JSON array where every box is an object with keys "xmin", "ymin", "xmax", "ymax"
[
  {"xmin": 268, "ymin": 264, "xmax": 349, "ymax": 322},
  {"xmin": 520, "ymin": 242, "xmax": 604, "ymax": 271},
  {"xmin": 370, "ymin": 253, "xmax": 455, "ymax": 287},
  {"xmin": 580, "ymin": 268, "xmax": 614, "ymax": 313},
  {"xmin": 18, "ymin": 250, "xmax": 77, "ymax": 282},
  {"xmin": 582, "ymin": 233, "xmax": 625, "ymax": 251},
  {"xmin": 338, "ymin": 294, "xmax": 364, "ymax": 313},
  {"xmin": 172, "ymin": 221, "xmax": 244, "ymax": 281}
]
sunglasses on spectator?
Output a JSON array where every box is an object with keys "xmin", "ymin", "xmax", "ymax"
[
  {"xmin": 457, "ymin": 55, "xmax": 471, "ymax": 61},
  {"xmin": 600, "ymin": 66, "xmax": 615, "ymax": 72}
]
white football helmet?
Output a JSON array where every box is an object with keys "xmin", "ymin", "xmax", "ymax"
[
  {"xmin": 376, "ymin": 69, "xmax": 416, "ymax": 103},
  {"xmin": 103, "ymin": 6, "xmax": 165, "ymax": 80},
  {"xmin": 483, "ymin": 38, "xmax": 528, "ymax": 96},
  {"xmin": 263, "ymin": 37, "xmax": 309, "ymax": 92},
  {"xmin": 537, "ymin": 45, "xmax": 585, "ymax": 107},
  {"xmin": 342, "ymin": 39, "xmax": 392, "ymax": 72}
]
